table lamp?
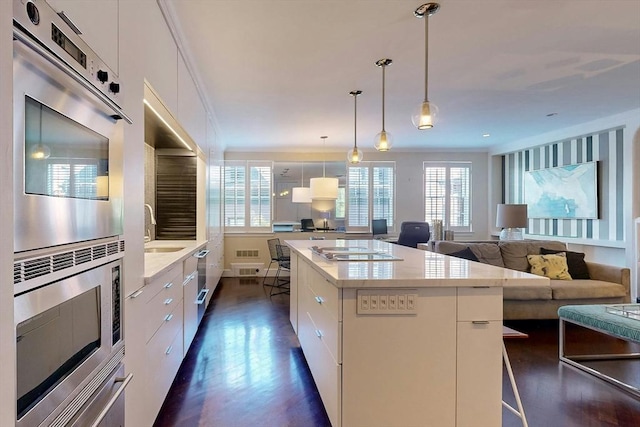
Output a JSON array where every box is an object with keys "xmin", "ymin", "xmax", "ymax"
[{"xmin": 496, "ymin": 204, "xmax": 528, "ymax": 240}]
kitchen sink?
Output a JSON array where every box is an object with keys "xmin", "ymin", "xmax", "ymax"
[{"xmin": 144, "ymin": 247, "xmax": 184, "ymax": 253}]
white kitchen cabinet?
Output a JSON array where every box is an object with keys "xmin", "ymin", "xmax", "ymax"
[
  {"xmin": 46, "ymin": 0, "xmax": 119, "ymax": 73},
  {"xmin": 183, "ymin": 253, "xmax": 198, "ymax": 355},
  {"xmin": 141, "ymin": 260, "xmax": 184, "ymax": 416},
  {"xmin": 146, "ymin": 297, "xmax": 184, "ymax": 413},
  {"xmin": 178, "ymin": 52, "xmax": 207, "ymax": 149},
  {"xmin": 144, "ymin": 267, "xmax": 183, "ymax": 343}
]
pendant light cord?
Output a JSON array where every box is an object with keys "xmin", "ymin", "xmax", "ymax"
[
  {"xmin": 382, "ymin": 64, "xmax": 386, "ymax": 131},
  {"xmin": 424, "ymin": 15, "xmax": 429, "ymax": 102},
  {"xmin": 354, "ymin": 93, "xmax": 358, "ymax": 150}
]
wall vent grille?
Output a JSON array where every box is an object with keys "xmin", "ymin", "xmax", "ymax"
[
  {"xmin": 14, "ymin": 239, "xmax": 126, "ymax": 286},
  {"xmin": 235, "ymin": 249, "xmax": 259, "ymax": 258},
  {"xmin": 230, "ymin": 262, "xmax": 263, "ymax": 277}
]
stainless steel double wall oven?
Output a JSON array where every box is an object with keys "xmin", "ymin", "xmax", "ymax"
[{"xmin": 13, "ymin": 0, "xmax": 132, "ymax": 425}]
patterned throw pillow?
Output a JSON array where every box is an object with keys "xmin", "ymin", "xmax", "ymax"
[{"xmin": 526, "ymin": 253, "xmax": 572, "ymax": 280}]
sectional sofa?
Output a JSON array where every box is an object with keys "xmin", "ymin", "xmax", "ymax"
[{"xmin": 434, "ymin": 240, "xmax": 631, "ymax": 320}]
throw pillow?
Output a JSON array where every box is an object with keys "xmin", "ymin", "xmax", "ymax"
[
  {"xmin": 540, "ymin": 248, "xmax": 590, "ymax": 279},
  {"xmin": 449, "ymin": 247, "xmax": 479, "ymax": 262},
  {"xmin": 527, "ymin": 253, "xmax": 572, "ymax": 280}
]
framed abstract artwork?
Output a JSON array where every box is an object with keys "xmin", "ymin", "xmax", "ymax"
[{"xmin": 524, "ymin": 162, "xmax": 598, "ymax": 219}]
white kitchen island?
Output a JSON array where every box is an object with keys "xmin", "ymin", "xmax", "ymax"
[{"xmin": 285, "ymin": 239, "xmax": 546, "ymax": 427}]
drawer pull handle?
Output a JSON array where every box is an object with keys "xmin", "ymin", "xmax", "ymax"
[
  {"xmin": 315, "ymin": 296, "xmax": 324, "ymax": 304},
  {"xmin": 164, "ymin": 314, "xmax": 173, "ymax": 322},
  {"xmin": 165, "ymin": 345, "xmax": 173, "ymax": 355},
  {"xmin": 315, "ymin": 330, "xmax": 323, "ymax": 338},
  {"xmin": 472, "ymin": 286, "xmax": 490, "ymax": 289},
  {"xmin": 472, "ymin": 320, "xmax": 490, "ymax": 324},
  {"xmin": 164, "ymin": 298, "xmax": 173, "ymax": 305},
  {"xmin": 164, "ymin": 282, "xmax": 173, "ymax": 289},
  {"xmin": 129, "ymin": 289, "xmax": 143, "ymax": 299}
]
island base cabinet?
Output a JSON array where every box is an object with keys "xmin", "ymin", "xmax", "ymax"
[
  {"xmin": 298, "ymin": 310, "xmax": 342, "ymax": 427},
  {"xmin": 456, "ymin": 321, "xmax": 502, "ymax": 427},
  {"xmin": 342, "ymin": 288, "xmax": 457, "ymax": 427}
]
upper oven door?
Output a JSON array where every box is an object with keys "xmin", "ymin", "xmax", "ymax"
[{"xmin": 13, "ymin": 18, "xmax": 128, "ymax": 253}]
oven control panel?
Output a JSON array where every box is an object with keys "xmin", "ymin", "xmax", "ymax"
[{"xmin": 14, "ymin": 0, "xmax": 124, "ymax": 107}]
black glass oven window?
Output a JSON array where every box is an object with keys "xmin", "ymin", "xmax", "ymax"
[
  {"xmin": 24, "ymin": 96, "xmax": 109, "ymax": 200},
  {"xmin": 16, "ymin": 287, "xmax": 101, "ymax": 418}
]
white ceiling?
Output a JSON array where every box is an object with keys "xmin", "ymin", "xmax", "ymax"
[{"xmin": 166, "ymin": 0, "xmax": 640, "ymax": 152}]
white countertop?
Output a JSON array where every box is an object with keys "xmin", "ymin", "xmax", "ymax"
[
  {"xmin": 143, "ymin": 239, "xmax": 208, "ymax": 282},
  {"xmin": 285, "ymin": 239, "xmax": 548, "ymax": 288}
]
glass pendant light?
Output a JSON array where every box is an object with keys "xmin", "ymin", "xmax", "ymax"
[
  {"xmin": 30, "ymin": 103, "xmax": 51, "ymax": 159},
  {"xmin": 374, "ymin": 58, "xmax": 393, "ymax": 151},
  {"xmin": 310, "ymin": 136, "xmax": 339, "ymax": 200},
  {"xmin": 347, "ymin": 90, "xmax": 363, "ymax": 164},
  {"xmin": 411, "ymin": 3, "xmax": 440, "ymax": 130}
]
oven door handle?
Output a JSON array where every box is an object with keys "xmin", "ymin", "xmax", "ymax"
[
  {"xmin": 13, "ymin": 27, "xmax": 133, "ymax": 124},
  {"xmin": 89, "ymin": 372, "xmax": 134, "ymax": 427}
]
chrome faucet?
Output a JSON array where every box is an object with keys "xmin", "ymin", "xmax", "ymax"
[{"xmin": 144, "ymin": 204, "xmax": 157, "ymax": 243}]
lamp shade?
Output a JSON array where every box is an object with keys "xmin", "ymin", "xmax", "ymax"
[
  {"xmin": 310, "ymin": 177, "xmax": 338, "ymax": 200},
  {"xmin": 496, "ymin": 204, "xmax": 528, "ymax": 228},
  {"xmin": 291, "ymin": 187, "xmax": 311, "ymax": 203}
]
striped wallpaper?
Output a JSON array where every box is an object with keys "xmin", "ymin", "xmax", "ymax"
[{"xmin": 502, "ymin": 126, "xmax": 625, "ymax": 241}]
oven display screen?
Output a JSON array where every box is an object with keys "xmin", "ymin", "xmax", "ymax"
[
  {"xmin": 24, "ymin": 96, "xmax": 110, "ymax": 200},
  {"xmin": 51, "ymin": 24, "xmax": 86, "ymax": 68},
  {"xmin": 16, "ymin": 287, "xmax": 101, "ymax": 419}
]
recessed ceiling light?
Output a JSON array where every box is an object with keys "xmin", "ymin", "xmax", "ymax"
[
  {"xmin": 546, "ymin": 112, "xmax": 558, "ymax": 117},
  {"xmin": 482, "ymin": 133, "xmax": 490, "ymax": 138}
]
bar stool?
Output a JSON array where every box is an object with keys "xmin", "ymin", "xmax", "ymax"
[{"xmin": 502, "ymin": 325, "xmax": 529, "ymax": 427}]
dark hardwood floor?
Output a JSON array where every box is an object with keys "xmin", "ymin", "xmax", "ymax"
[{"xmin": 154, "ymin": 278, "xmax": 640, "ymax": 427}]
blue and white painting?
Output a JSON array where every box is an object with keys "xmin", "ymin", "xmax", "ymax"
[{"xmin": 524, "ymin": 162, "xmax": 598, "ymax": 219}]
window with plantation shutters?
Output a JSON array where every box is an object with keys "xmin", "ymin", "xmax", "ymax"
[
  {"xmin": 249, "ymin": 165, "xmax": 271, "ymax": 227},
  {"xmin": 224, "ymin": 161, "xmax": 272, "ymax": 230},
  {"xmin": 424, "ymin": 162, "xmax": 471, "ymax": 232},
  {"xmin": 346, "ymin": 162, "xmax": 395, "ymax": 232},
  {"xmin": 372, "ymin": 165, "xmax": 394, "ymax": 227},
  {"xmin": 347, "ymin": 166, "xmax": 369, "ymax": 227}
]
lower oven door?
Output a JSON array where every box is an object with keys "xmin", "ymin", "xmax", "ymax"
[{"xmin": 69, "ymin": 363, "xmax": 132, "ymax": 427}]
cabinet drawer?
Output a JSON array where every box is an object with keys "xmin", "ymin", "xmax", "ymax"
[
  {"xmin": 307, "ymin": 268, "xmax": 341, "ymax": 322},
  {"xmin": 145, "ymin": 270, "xmax": 183, "ymax": 343},
  {"xmin": 304, "ymin": 285, "xmax": 341, "ymax": 363},
  {"xmin": 144, "ymin": 263, "xmax": 182, "ymax": 304},
  {"xmin": 147, "ymin": 307, "xmax": 184, "ymax": 413},
  {"xmin": 457, "ymin": 287, "xmax": 502, "ymax": 321},
  {"xmin": 183, "ymin": 254, "xmax": 197, "ymax": 283},
  {"xmin": 298, "ymin": 311, "xmax": 342, "ymax": 427}
]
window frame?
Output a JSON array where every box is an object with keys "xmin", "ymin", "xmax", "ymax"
[
  {"xmin": 346, "ymin": 161, "xmax": 395, "ymax": 233},
  {"xmin": 224, "ymin": 160, "xmax": 272, "ymax": 232},
  {"xmin": 423, "ymin": 161, "xmax": 472, "ymax": 233}
]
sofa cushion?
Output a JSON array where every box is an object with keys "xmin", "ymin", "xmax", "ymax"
[
  {"xmin": 527, "ymin": 253, "xmax": 572, "ymax": 280},
  {"xmin": 499, "ymin": 240, "xmax": 567, "ymax": 272},
  {"xmin": 468, "ymin": 244, "xmax": 504, "ymax": 267},
  {"xmin": 551, "ymin": 280, "xmax": 628, "ymax": 300},
  {"xmin": 435, "ymin": 241, "xmax": 504, "ymax": 267},
  {"xmin": 540, "ymin": 248, "xmax": 590, "ymax": 279},
  {"xmin": 449, "ymin": 247, "xmax": 479, "ymax": 262},
  {"xmin": 504, "ymin": 283, "xmax": 553, "ymax": 300}
]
